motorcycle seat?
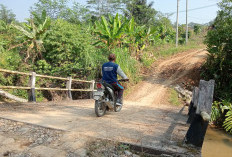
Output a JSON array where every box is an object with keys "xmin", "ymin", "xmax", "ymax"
[{"xmin": 102, "ymin": 82, "xmax": 115, "ymax": 91}]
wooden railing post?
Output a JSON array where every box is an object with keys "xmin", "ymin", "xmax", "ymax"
[
  {"xmin": 66, "ymin": 77, "xmax": 72, "ymax": 100},
  {"xmin": 90, "ymin": 80, "xmax": 95, "ymax": 99},
  {"xmin": 28, "ymin": 72, "xmax": 36, "ymax": 102}
]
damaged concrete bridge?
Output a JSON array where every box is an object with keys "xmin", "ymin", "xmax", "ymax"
[{"xmin": 0, "ymin": 49, "xmax": 212, "ymax": 156}]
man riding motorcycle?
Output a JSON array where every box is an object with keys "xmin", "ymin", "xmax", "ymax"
[{"xmin": 102, "ymin": 53, "xmax": 129, "ymax": 106}]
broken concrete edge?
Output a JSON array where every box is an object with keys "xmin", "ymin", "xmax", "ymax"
[
  {"xmin": 92, "ymin": 136, "xmax": 200, "ymax": 156},
  {"xmin": 121, "ymin": 141, "xmax": 200, "ymax": 156},
  {"xmin": 174, "ymin": 85, "xmax": 192, "ymax": 105},
  {"xmin": 200, "ymin": 111, "xmax": 211, "ymax": 122}
]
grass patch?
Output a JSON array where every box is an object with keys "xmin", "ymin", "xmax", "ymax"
[
  {"xmin": 157, "ymin": 35, "xmax": 205, "ymax": 58},
  {"xmin": 169, "ymin": 88, "xmax": 181, "ymax": 106}
]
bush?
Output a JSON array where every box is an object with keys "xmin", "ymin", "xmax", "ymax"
[
  {"xmin": 203, "ymin": 0, "xmax": 232, "ymax": 100},
  {"xmin": 204, "ymin": 0, "xmax": 232, "ymax": 134},
  {"xmin": 38, "ymin": 19, "xmax": 106, "ymax": 80}
]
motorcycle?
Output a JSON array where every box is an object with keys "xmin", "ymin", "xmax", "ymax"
[{"xmin": 93, "ymin": 79, "xmax": 128, "ymax": 117}]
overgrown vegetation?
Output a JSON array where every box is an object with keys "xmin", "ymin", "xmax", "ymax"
[
  {"xmin": 169, "ymin": 89, "xmax": 181, "ymax": 106},
  {"xmin": 203, "ymin": 0, "xmax": 232, "ymax": 134},
  {"xmin": 0, "ymin": 0, "xmax": 204, "ymax": 101}
]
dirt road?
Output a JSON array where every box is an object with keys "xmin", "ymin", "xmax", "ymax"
[{"xmin": 0, "ymin": 49, "xmax": 208, "ymax": 156}]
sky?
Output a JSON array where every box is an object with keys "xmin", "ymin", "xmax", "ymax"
[{"xmin": 0, "ymin": 0, "xmax": 221, "ymax": 24}]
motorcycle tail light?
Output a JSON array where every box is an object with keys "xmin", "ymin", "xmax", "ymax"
[{"xmin": 97, "ymin": 83, "xmax": 102, "ymax": 89}]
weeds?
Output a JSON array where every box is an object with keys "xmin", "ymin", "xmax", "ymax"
[{"xmin": 169, "ymin": 88, "xmax": 181, "ymax": 106}]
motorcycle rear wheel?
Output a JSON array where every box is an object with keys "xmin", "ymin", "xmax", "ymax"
[{"xmin": 95, "ymin": 100, "xmax": 107, "ymax": 117}]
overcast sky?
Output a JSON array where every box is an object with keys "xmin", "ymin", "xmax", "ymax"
[{"xmin": 0, "ymin": 0, "xmax": 221, "ymax": 24}]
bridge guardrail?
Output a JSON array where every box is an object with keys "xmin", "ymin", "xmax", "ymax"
[{"xmin": 0, "ymin": 68, "xmax": 95, "ymax": 102}]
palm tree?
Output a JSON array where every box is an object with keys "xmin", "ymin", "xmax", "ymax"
[{"xmin": 11, "ymin": 10, "xmax": 51, "ymax": 63}]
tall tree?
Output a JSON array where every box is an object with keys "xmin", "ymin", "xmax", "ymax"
[
  {"xmin": 87, "ymin": 0, "xmax": 127, "ymax": 17},
  {"xmin": 124, "ymin": 0, "xmax": 157, "ymax": 26},
  {"xmin": 67, "ymin": 2, "xmax": 91, "ymax": 24},
  {"xmin": 30, "ymin": 0, "xmax": 70, "ymax": 19},
  {"xmin": 0, "ymin": 4, "xmax": 16, "ymax": 24},
  {"xmin": 204, "ymin": 0, "xmax": 232, "ymax": 98},
  {"xmin": 31, "ymin": 0, "xmax": 90, "ymax": 24}
]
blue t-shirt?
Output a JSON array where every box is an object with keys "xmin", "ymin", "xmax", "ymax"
[{"xmin": 102, "ymin": 62, "xmax": 119, "ymax": 84}]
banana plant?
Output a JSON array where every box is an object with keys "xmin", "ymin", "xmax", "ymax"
[
  {"xmin": 11, "ymin": 10, "xmax": 51, "ymax": 63},
  {"xmin": 124, "ymin": 17, "xmax": 137, "ymax": 54},
  {"xmin": 134, "ymin": 26, "xmax": 156, "ymax": 54},
  {"xmin": 94, "ymin": 13, "xmax": 128, "ymax": 49}
]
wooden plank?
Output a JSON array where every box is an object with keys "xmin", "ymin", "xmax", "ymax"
[
  {"xmin": 35, "ymin": 87, "xmax": 68, "ymax": 91},
  {"xmin": 0, "ymin": 86, "xmax": 95, "ymax": 92},
  {"xmin": 36, "ymin": 74, "xmax": 69, "ymax": 81},
  {"xmin": 0, "ymin": 86, "xmax": 31, "ymax": 90},
  {"xmin": 71, "ymin": 89, "xmax": 97, "ymax": 92},
  {"xmin": 35, "ymin": 88, "xmax": 94, "ymax": 92},
  {"xmin": 0, "ymin": 68, "xmax": 31, "ymax": 76},
  {"xmin": 36, "ymin": 74, "xmax": 92, "ymax": 83},
  {"xmin": 0, "ymin": 68, "xmax": 92, "ymax": 83},
  {"xmin": 72, "ymin": 79, "xmax": 92, "ymax": 83}
]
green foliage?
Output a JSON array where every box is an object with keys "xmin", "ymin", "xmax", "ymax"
[
  {"xmin": 40, "ymin": 19, "xmax": 104, "ymax": 79},
  {"xmin": 94, "ymin": 13, "xmax": 169, "ymax": 60},
  {"xmin": 211, "ymin": 102, "xmax": 222, "ymax": 123},
  {"xmin": 0, "ymin": 50, "xmax": 22, "ymax": 71},
  {"xmin": 194, "ymin": 25, "xmax": 201, "ymax": 35},
  {"xmin": 203, "ymin": 0, "xmax": 232, "ymax": 101},
  {"xmin": 11, "ymin": 10, "xmax": 51, "ymax": 63},
  {"xmin": 31, "ymin": 0, "xmax": 70, "ymax": 19},
  {"xmin": 113, "ymin": 48, "xmax": 140, "ymax": 83},
  {"xmin": 140, "ymin": 51, "xmax": 154, "ymax": 67},
  {"xmin": 211, "ymin": 100, "xmax": 232, "ymax": 134},
  {"xmin": 0, "ymin": 0, "xmax": 198, "ymax": 102},
  {"xmin": 125, "ymin": 0, "xmax": 157, "ymax": 26},
  {"xmin": 87, "ymin": 0, "xmax": 126, "ymax": 17},
  {"xmin": 0, "ymin": 4, "xmax": 16, "ymax": 24},
  {"xmin": 0, "ymin": 50, "xmax": 30, "ymax": 99},
  {"xmin": 31, "ymin": 0, "xmax": 92, "ymax": 24},
  {"xmin": 223, "ymin": 107, "xmax": 232, "ymax": 133},
  {"xmin": 169, "ymin": 88, "xmax": 180, "ymax": 106},
  {"xmin": 67, "ymin": 2, "xmax": 90, "ymax": 24},
  {"xmin": 94, "ymin": 13, "xmax": 128, "ymax": 48}
]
